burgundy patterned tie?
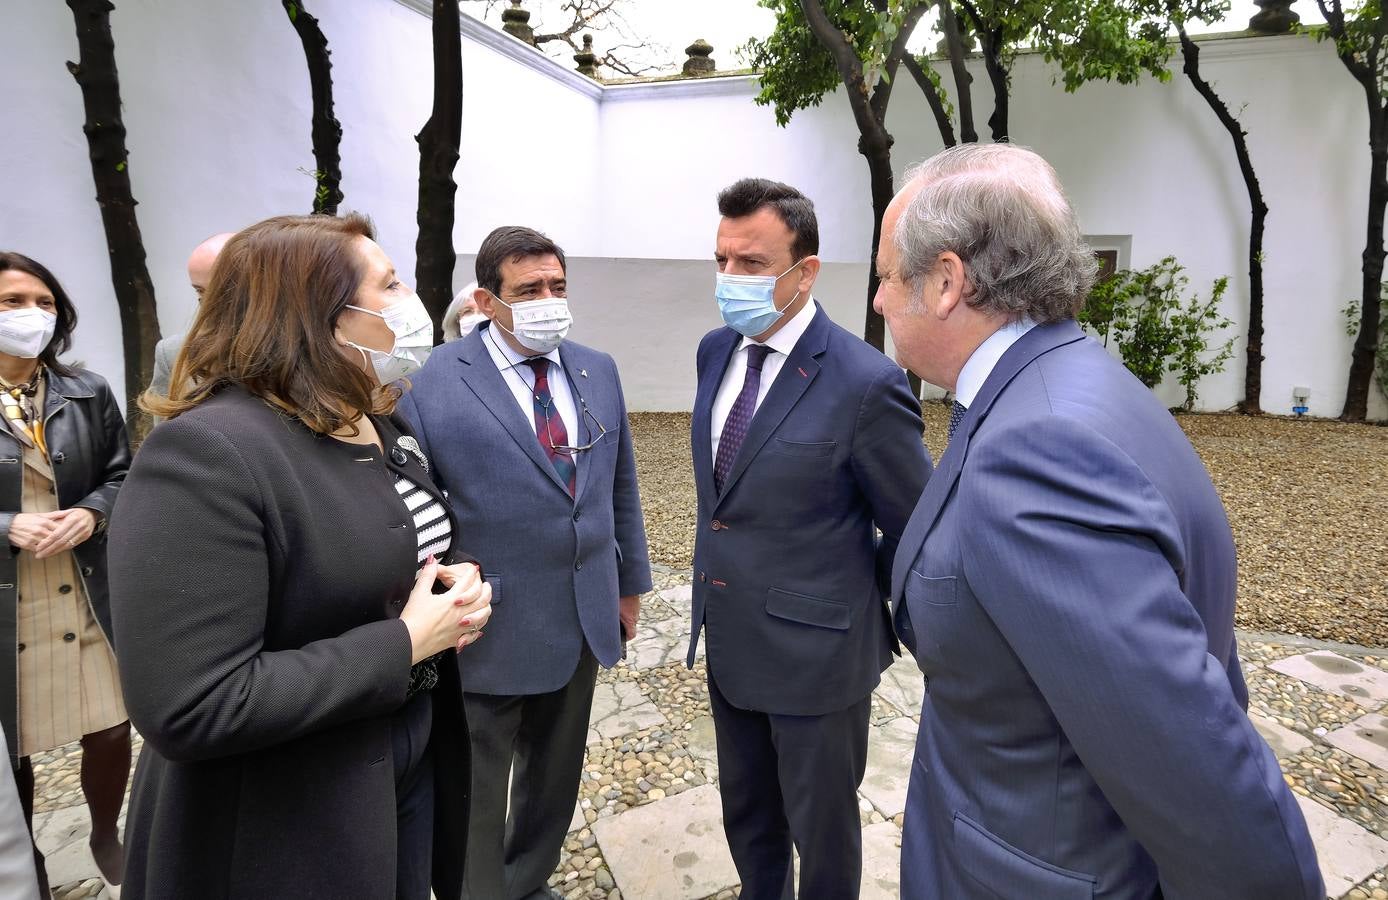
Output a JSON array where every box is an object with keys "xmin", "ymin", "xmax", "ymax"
[
  {"xmin": 525, "ymin": 359, "xmax": 576, "ymax": 495},
  {"xmin": 714, "ymin": 344, "xmax": 772, "ymax": 494}
]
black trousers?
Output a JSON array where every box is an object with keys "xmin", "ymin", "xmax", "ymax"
[
  {"xmin": 461, "ymin": 647, "xmax": 599, "ymax": 900},
  {"xmin": 393, "ymin": 693, "xmax": 435, "ymax": 900},
  {"xmin": 709, "ymin": 668, "xmax": 871, "ymax": 900}
]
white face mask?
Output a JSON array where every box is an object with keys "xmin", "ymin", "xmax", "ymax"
[
  {"xmin": 0, "ymin": 308, "xmax": 58, "ymax": 359},
  {"xmin": 344, "ymin": 292, "xmax": 434, "ymax": 384},
  {"xmin": 490, "ymin": 293, "xmax": 572, "ymax": 354},
  {"xmin": 456, "ymin": 312, "xmax": 487, "ymax": 339}
]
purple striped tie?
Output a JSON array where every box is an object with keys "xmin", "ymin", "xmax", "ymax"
[
  {"xmin": 714, "ymin": 344, "xmax": 771, "ymax": 494},
  {"xmin": 525, "ymin": 359, "xmax": 576, "ymax": 495}
]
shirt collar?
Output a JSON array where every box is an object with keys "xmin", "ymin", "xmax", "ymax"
[
  {"xmin": 481, "ymin": 321, "xmax": 563, "ymax": 373},
  {"xmin": 954, "ymin": 317, "xmax": 1037, "ymax": 409},
  {"xmin": 737, "ymin": 295, "xmax": 818, "ymax": 357}
]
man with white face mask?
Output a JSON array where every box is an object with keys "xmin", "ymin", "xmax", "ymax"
[
  {"xmin": 690, "ymin": 178, "xmax": 933, "ymax": 899},
  {"xmin": 398, "ymin": 225, "xmax": 651, "ymax": 900}
]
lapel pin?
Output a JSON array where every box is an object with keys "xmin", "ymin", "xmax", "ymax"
[
  {"xmin": 797, "ymin": 367, "xmax": 808, "ymax": 378},
  {"xmin": 580, "ymin": 369, "xmax": 589, "ymax": 378}
]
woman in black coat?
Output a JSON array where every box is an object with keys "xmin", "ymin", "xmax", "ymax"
[
  {"xmin": 0, "ymin": 252, "xmax": 131, "ymax": 896},
  {"xmin": 107, "ymin": 214, "xmax": 492, "ymax": 900}
]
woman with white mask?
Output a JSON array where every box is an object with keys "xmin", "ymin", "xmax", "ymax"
[
  {"xmin": 0, "ymin": 252, "xmax": 132, "ymax": 898},
  {"xmin": 109, "ymin": 214, "xmax": 490, "ymax": 900},
  {"xmin": 442, "ymin": 282, "xmax": 487, "ymax": 342}
]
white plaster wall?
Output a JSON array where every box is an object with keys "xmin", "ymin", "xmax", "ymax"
[
  {"xmin": 3, "ymin": 0, "xmax": 1381, "ymax": 418},
  {"xmin": 2, "ymin": 0, "xmax": 601, "ymax": 409}
]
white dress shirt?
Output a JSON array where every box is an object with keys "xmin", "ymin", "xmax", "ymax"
[
  {"xmin": 954, "ymin": 317, "xmax": 1038, "ymax": 410},
  {"xmin": 481, "ymin": 322, "xmax": 578, "ymax": 443},
  {"xmin": 710, "ymin": 296, "xmax": 819, "ymax": 466}
]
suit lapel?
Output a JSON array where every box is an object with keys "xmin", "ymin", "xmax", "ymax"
[
  {"xmin": 889, "ymin": 320, "xmax": 1088, "ymax": 603},
  {"xmin": 692, "ymin": 328, "xmax": 739, "ymax": 506},
  {"xmin": 458, "ymin": 326, "xmax": 571, "ymax": 496},
  {"xmin": 716, "ymin": 307, "xmax": 829, "ymax": 504}
]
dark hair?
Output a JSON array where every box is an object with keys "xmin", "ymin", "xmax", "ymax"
[
  {"xmin": 474, "ymin": 226, "xmax": 567, "ymax": 298},
  {"xmin": 144, "ymin": 213, "xmax": 396, "ymax": 435},
  {"xmin": 716, "ymin": 178, "xmax": 820, "ymax": 261},
  {"xmin": 0, "ymin": 252, "xmax": 80, "ymax": 376}
]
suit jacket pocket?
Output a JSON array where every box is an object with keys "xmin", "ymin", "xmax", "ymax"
[
  {"xmin": 770, "ymin": 438, "xmax": 837, "ymax": 459},
  {"xmin": 483, "ymin": 573, "xmax": 502, "ymax": 605},
  {"xmin": 953, "ymin": 812, "xmax": 1095, "ymax": 899},
  {"xmin": 765, "ymin": 588, "xmax": 850, "ymax": 631},
  {"xmin": 908, "ymin": 571, "xmax": 958, "ymax": 606}
]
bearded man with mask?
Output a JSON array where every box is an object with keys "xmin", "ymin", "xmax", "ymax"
[
  {"xmin": 398, "ymin": 225, "xmax": 651, "ymax": 900},
  {"xmin": 688, "ymin": 178, "xmax": 932, "ymax": 899}
]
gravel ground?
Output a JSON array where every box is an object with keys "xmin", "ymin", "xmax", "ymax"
[{"xmin": 630, "ymin": 408, "xmax": 1388, "ymax": 648}]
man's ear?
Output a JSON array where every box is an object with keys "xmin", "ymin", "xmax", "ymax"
[
  {"xmin": 474, "ymin": 287, "xmax": 495, "ymax": 318},
  {"xmin": 796, "ymin": 256, "xmax": 821, "ymax": 295},
  {"xmin": 934, "ymin": 251, "xmax": 968, "ymax": 320}
]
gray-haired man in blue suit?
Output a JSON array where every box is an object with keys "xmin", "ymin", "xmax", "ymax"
[
  {"xmin": 689, "ymin": 179, "xmax": 933, "ymax": 899},
  {"xmin": 879, "ymin": 143, "xmax": 1322, "ymax": 898},
  {"xmin": 399, "ymin": 226, "xmax": 651, "ymax": 900}
]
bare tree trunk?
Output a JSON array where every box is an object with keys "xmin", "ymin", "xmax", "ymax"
[
  {"xmin": 1175, "ymin": 24, "xmax": 1268, "ymax": 414},
  {"xmin": 415, "ymin": 0, "xmax": 463, "ymax": 345},
  {"xmin": 283, "ymin": 0, "xmax": 344, "ymax": 215},
  {"xmin": 65, "ymin": 0, "xmax": 159, "ymax": 441},
  {"xmin": 938, "ymin": 0, "xmax": 977, "ymax": 143},
  {"xmin": 1345, "ymin": 120, "xmax": 1387, "ymax": 421},
  {"xmin": 980, "ymin": 31, "xmax": 1008, "ymax": 141},
  {"xmin": 800, "ymin": 0, "xmax": 925, "ymax": 353}
]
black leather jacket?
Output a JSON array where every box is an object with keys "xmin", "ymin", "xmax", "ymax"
[{"xmin": 0, "ymin": 367, "xmax": 130, "ymax": 761}]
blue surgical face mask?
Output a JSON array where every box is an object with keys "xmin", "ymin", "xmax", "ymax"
[{"xmin": 715, "ymin": 260, "xmax": 803, "ymax": 338}]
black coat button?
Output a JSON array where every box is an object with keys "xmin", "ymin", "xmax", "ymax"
[
  {"xmin": 575, "ymin": 560, "xmax": 583, "ymax": 571},
  {"xmin": 390, "ymin": 448, "xmax": 408, "ymax": 466},
  {"xmin": 573, "ymin": 510, "xmax": 581, "ymax": 522},
  {"xmin": 58, "ymin": 584, "xmax": 72, "ymax": 595},
  {"xmin": 62, "ymin": 632, "xmax": 76, "ymax": 642},
  {"xmin": 710, "ymin": 520, "xmax": 723, "ymax": 531},
  {"xmin": 699, "ymin": 572, "xmax": 707, "ymax": 583},
  {"xmin": 16, "ymin": 643, "xmax": 24, "ymax": 652},
  {"xmin": 81, "ymin": 567, "xmax": 93, "ymax": 577}
]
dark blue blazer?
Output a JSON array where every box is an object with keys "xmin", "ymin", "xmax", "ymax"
[
  {"xmin": 892, "ymin": 320, "xmax": 1322, "ymax": 899},
  {"xmin": 398, "ymin": 325, "xmax": 652, "ymax": 696},
  {"xmin": 688, "ymin": 303, "xmax": 932, "ymax": 716}
]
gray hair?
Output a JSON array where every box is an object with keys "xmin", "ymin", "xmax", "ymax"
[
  {"xmin": 894, "ymin": 144, "xmax": 1096, "ymax": 323},
  {"xmin": 442, "ymin": 282, "xmax": 479, "ymax": 342}
]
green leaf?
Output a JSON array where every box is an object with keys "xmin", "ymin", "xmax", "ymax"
[
  {"xmin": 288, "ymin": 2, "xmax": 298, "ymax": 22},
  {"xmin": 115, "ymin": 161, "xmax": 126, "ymax": 172}
]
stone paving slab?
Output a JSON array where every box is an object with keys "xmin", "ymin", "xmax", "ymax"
[
  {"xmin": 1298, "ymin": 795, "xmax": 1388, "ymax": 896},
  {"xmin": 588, "ymin": 680, "xmax": 669, "ymax": 745},
  {"xmin": 593, "ymin": 783, "xmax": 739, "ymax": 900},
  {"xmin": 685, "ymin": 714, "xmax": 719, "ymax": 782},
  {"xmin": 628, "ymin": 615, "xmax": 699, "ymax": 670},
  {"xmin": 874, "ymin": 655, "xmax": 926, "ymax": 719},
  {"xmin": 1253, "ymin": 712, "xmax": 1315, "ymax": 757},
  {"xmin": 860, "ymin": 716, "xmax": 918, "ymax": 820},
  {"xmin": 860, "ymin": 821, "xmax": 903, "ymax": 900},
  {"xmin": 1326, "ymin": 714, "xmax": 1388, "ymax": 772},
  {"xmin": 1273, "ymin": 653, "xmax": 1388, "ymax": 709}
]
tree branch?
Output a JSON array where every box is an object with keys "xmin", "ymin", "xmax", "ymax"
[
  {"xmin": 938, "ymin": 0, "xmax": 977, "ymax": 142},
  {"xmin": 799, "ymin": 0, "xmax": 885, "ymax": 141},
  {"xmin": 868, "ymin": 2, "xmax": 930, "ymax": 122},
  {"xmin": 903, "ymin": 53, "xmax": 957, "ymax": 146}
]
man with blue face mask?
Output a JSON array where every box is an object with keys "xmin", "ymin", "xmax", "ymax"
[
  {"xmin": 397, "ymin": 225, "xmax": 651, "ymax": 900},
  {"xmin": 689, "ymin": 178, "xmax": 933, "ymax": 899}
]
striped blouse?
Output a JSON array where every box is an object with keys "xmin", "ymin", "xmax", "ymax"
[{"xmin": 393, "ymin": 471, "xmax": 451, "ymax": 563}]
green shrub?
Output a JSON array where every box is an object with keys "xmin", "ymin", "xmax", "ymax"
[{"xmin": 1077, "ymin": 256, "xmax": 1236, "ymax": 411}]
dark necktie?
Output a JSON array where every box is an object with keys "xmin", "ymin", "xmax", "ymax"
[
  {"xmin": 525, "ymin": 359, "xmax": 576, "ymax": 495},
  {"xmin": 948, "ymin": 399, "xmax": 968, "ymax": 444},
  {"xmin": 714, "ymin": 344, "xmax": 771, "ymax": 494}
]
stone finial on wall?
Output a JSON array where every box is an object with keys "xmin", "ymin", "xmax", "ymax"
[
  {"xmin": 1249, "ymin": 0, "xmax": 1300, "ymax": 33},
  {"xmin": 501, "ymin": 0, "xmax": 535, "ymax": 45},
  {"xmin": 683, "ymin": 39, "xmax": 716, "ymax": 77},
  {"xmin": 575, "ymin": 34, "xmax": 599, "ymax": 78}
]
